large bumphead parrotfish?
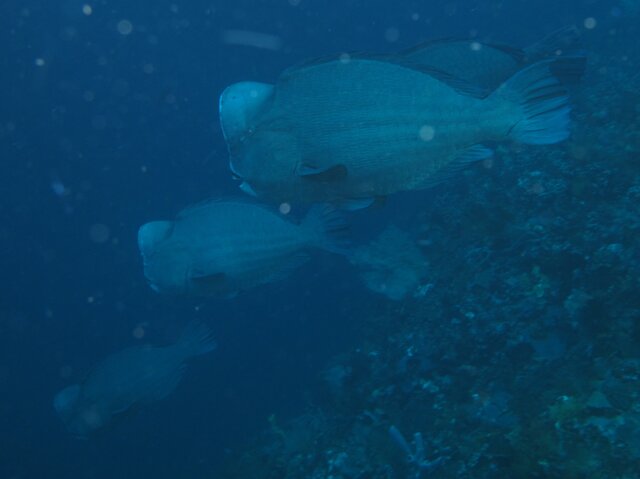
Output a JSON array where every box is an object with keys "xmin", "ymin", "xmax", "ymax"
[
  {"xmin": 53, "ymin": 321, "xmax": 215, "ymax": 438},
  {"xmin": 138, "ymin": 199, "xmax": 346, "ymax": 296},
  {"xmin": 219, "ymin": 31, "xmax": 583, "ymax": 208}
]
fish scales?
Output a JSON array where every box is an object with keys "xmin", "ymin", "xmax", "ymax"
[
  {"xmin": 257, "ymin": 59, "xmax": 500, "ymax": 193},
  {"xmin": 221, "ymin": 46, "xmax": 576, "ymax": 205},
  {"xmin": 138, "ymin": 199, "xmax": 343, "ymax": 296}
]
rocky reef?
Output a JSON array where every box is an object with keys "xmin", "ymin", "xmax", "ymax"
[{"xmin": 219, "ymin": 22, "xmax": 640, "ymax": 479}]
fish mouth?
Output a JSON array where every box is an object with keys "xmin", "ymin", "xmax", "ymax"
[
  {"xmin": 229, "ymin": 158, "xmax": 244, "ymax": 180},
  {"xmin": 228, "ymin": 157, "xmax": 256, "ymax": 196}
]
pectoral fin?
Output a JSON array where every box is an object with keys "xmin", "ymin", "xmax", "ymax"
[
  {"xmin": 297, "ymin": 163, "xmax": 348, "ymax": 182},
  {"xmin": 339, "ymin": 197, "xmax": 376, "ymax": 211}
]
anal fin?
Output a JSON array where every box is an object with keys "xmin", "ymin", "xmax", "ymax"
[{"xmin": 421, "ymin": 144, "xmax": 493, "ymax": 188}]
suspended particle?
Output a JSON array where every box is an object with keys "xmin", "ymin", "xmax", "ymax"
[
  {"xmin": 584, "ymin": 17, "xmax": 597, "ymax": 29},
  {"xmin": 279, "ymin": 202, "xmax": 291, "ymax": 215},
  {"xmin": 82, "ymin": 4, "xmax": 92, "ymax": 15},
  {"xmin": 418, "ymin": 125, "xmax": 435, "ymax": 141},
  {"xmin": 132, "ymin": 325, "xmax": 145, "ymax": 339},
  {"xmin": 35, "ymin": 58, "xmax": 45, "ymax": 66},
  {"xmin": 117, "ymin": 19, "xmax": 133, "ymax": 35}
]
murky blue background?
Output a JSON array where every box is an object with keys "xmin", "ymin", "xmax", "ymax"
[{"xmin": 0, "ymin": 0, "xmax": 631, "ymax": 477}]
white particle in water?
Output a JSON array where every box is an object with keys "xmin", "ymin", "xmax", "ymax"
[
  {"xmin": 419, "ymin": 125, "xmax": 435, "ymax": 141},
  {"xmin": 117, "ymin": 19, "xmax": 133, "ymax": 35},
  {"xmin": 279, "ymin": 203, "xmax": 291, "ymax": 215},
  {"xmin": 339, "ymin": 53, "xmax": 351, "ymax": 64}
]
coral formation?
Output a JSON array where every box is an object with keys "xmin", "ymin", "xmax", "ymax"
[{"xmin": 219, "ymin": 22, "xmax": 640, "ymax": 479}]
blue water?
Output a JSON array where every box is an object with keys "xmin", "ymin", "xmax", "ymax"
[{"xmin": 2, "ymin": 0, "xmax": 638, "ymax": 478}]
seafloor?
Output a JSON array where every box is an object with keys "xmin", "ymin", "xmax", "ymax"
[{"xmin": 221, "ymin": 20, "xmax": 640, "ymax": 479}]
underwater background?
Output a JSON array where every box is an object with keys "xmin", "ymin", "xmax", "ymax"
[{"xmin": 2, "ymin": 0, "xmax": 640, "ymax": 478}]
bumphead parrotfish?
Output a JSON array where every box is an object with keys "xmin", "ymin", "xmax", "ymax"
[
  {"xmin": 220, "ymin": 39, "xmax": 582, "ymax": 208},
  {"xmin": 54, "ymin": 321, "xmax": 215, "ymax": 438},
  {"xmin": 138, "ymin": 199, "xmax": 346, "ymax": 296}
]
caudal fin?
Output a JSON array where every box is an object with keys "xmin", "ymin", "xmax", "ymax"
[
  {"xmin": 494, "ymin": 59, "xmax": 572, "ymax": 145},
  {"xmin": 177, "ymin": 321, "xmax": 216, "ymax": 358},
  {"xmin": 303, "ymin": 205, "xmax": 350, "ymax": 255}
]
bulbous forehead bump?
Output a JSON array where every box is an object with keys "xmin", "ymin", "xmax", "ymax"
[{"xmin": 218, "ymin": 82, "xmax": 274, "ymax": 145}]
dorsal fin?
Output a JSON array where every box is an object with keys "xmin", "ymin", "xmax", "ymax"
[{"xmin": 281, "ymin": 55, "xmax": 490, "ymax": 99}]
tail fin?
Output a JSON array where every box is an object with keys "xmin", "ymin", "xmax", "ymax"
[
  {"xmin": 177, "ymin": 321, "xmax": 216, "ymax": 358},
  {"xmin": 303, "ymin": 205, "xmax": 350, "ymax": 255},
  {"xmin": 493, "ymin": 60, "xmax": 571, "ymax": 145}
]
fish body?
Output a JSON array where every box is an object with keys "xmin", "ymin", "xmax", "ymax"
[
  {"xmin": 54, "ymin": 322, "xmax": 215, "ymax": 437},
  {"xmin": 400, "ymin": 39, "xmax": 524, "ymax": 90},
  {"xmin": 224, "ymin": 57, "xmax": 572, "ymax": 205},
  {"xmin": 138, "ymin": 199, "xmax": 345, "ymax": 296}
]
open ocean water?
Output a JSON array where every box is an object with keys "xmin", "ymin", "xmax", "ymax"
[{"xmin": 2, "ymin": 0, "xmax": 640, "ymax": 478}]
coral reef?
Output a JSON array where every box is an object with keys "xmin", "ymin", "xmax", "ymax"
[
  {"xmin": 219, "ymin": 23, "xmax": 640, "ymax": 479},
  {"xmin": 350, "ymin": 225, "xmax": 428, "ymax": 301}
]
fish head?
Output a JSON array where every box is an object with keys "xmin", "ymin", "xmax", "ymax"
[
  {"xmin": 219, "ymin": 82, "xmax": 302, "ymax": 201},
  {"xmin": 138, "ymin": 221, "xmax": 191, "ymax": 294},
  {"xmin": 230, "ymin": 128, "xmax": 304, "ymax": 203},
  {"xmin": 54, "ymin": 385, "xmax": 110, "ymax": 437},
  {"xmin": 66, "ymin": 404, "xmax": 112, "ymax": 438},
  {"xmin": 53, "ymin": 384, "xmax": 81, "ymax": 422},
  {"xmin": 219, "ymin": 81, "xmax": 274, "ymax": 147}
]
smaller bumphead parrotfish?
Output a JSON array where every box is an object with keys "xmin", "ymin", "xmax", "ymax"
[
  {"xmin": 138, "ymin": 199, "xmax": 347, "ymax": 297},
  {"xmin": 54, "ymin": 321, "xmax": 215, "ymax": 438}
]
